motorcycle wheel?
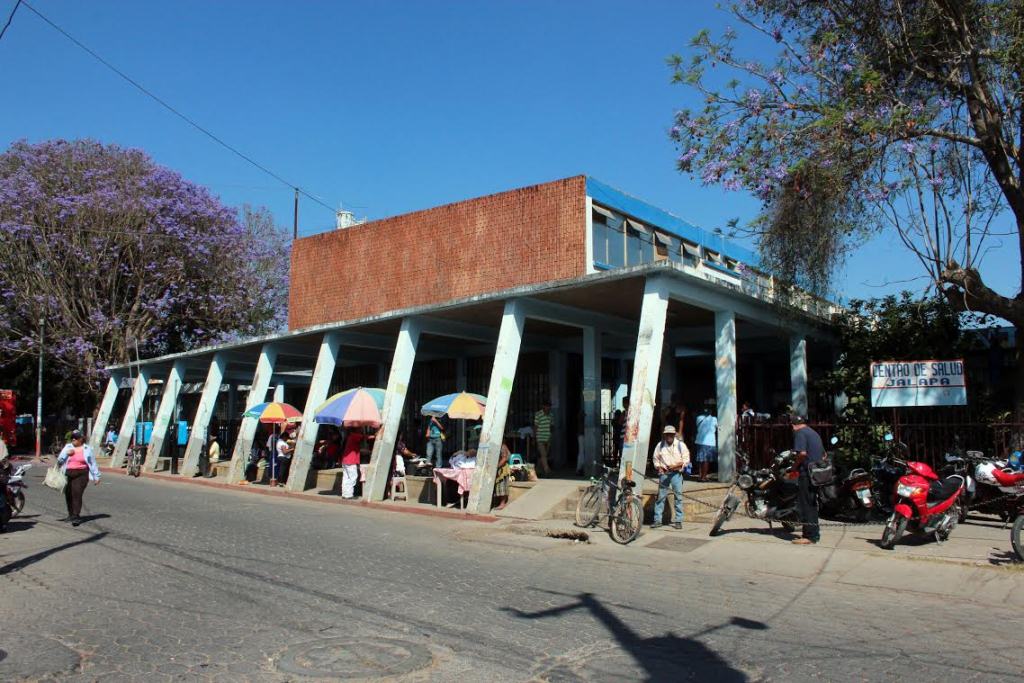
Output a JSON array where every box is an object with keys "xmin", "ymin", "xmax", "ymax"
[
  {"xmin": 880, "ymin": 514, "xmax": 907, "ymax": 550},
  {"xmin": 1011, "ymin": 515, "xmax": 1024, "ymax": 562},
  {"xmin": 709, "ymin": 494, "xmax": 739, "ymax": 537},
  {"xmin": 958, "ymin": 503, "xmax": 967, "ymax": 524},
  {"xmin": 11, "ymin": 492, "xmax": 25, "ymax": 517}
]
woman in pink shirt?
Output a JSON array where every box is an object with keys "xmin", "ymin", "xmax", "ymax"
[{"xmin": 55, "ymin": 430, "xmax": 101, "ymax": 526}]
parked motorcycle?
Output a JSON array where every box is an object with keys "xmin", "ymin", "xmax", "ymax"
[
  {"xmin": 879, "ymin": 447, "xmax": 965, "ymax": 549},
  {"xmin": 710, "ymin": 449, "xmax": 806, "ymax": 536},
  {"xmin": 6, "ymin": 462, "xmax": 30, "ymax": 517},
  {"xmin": 987, "ymin": 467, "xmax": 1024, "ymax": 560},
  {"xmin": 819, "ymin": 464, "xmax": 875, "ymax": 522}
]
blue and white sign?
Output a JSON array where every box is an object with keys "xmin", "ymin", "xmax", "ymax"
[{"xmin": 870, "ymin": 359, "xmax": 967, "ymax": 407}]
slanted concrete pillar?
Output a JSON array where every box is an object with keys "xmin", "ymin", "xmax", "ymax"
[
  {"xmin": 716, "ymin": 310, "xmax": 738, "ymax": 482},
  {"xmin": 273, "ymin": 383, "xmax": 285, "ymax": 403},
  {"xmin": 548, "ymin": 350, "xmax": 567, "ymax": 468},
  {"xmin": 468, "ymin": 300, "xmax": 526, "ymax": 513},
  {"xmin": 365, "ymin": 318, "xmax": 421, "ymax": 501},
  {"xmin": 621, "ymin": 277, "xmax": 669, "ymax": 483},
  {"xmin": 111, "ymin": 368, "xmax": 152, "ymax": 468},
  {"xmin": 790, "ymin": 335, "xmax": 809, "ymax": 418},
  {"xmin": 181, "ymin": 353, "xmax": 227, "ymax": 477},
  {"xmin": 287, "ymin": 333, "xmax": 342, "ymax": 492},
  {"xmin": 145, "ymin": 361, "xmax": 186, "ymax": 471},
  {"xmin": 88, "ymin": 372, "xmax": 125, "ymax": 455},
  {"xmin": 227, "ymin": 345, "xmax": 278, "ymax": 484},
  {"xmin": 582, "ymin": 327, "xmax": 602, "ymax": 475}
]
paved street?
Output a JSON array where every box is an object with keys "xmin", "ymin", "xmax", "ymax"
[{"xmin": 2, "ymin": 464, "xmax": 1022, "ymax": 682}]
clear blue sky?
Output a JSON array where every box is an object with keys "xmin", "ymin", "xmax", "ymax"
[{"xmin": 1, "ymin": 0, "xmax": 1019, "ymax": 302}]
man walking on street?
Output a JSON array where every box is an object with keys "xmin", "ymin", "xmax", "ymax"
[
  {"xmin": 790, "ymin": 415, "xmax": 823, "ymax": 545},
  {"xmin": 651, "ymin": 425, "xmax": 690, "ymax": 529},
  {"xmin": 533, "ymin": 400, "xmax": 553, "ymax": 476}
]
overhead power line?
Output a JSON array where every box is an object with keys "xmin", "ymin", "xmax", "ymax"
[
  {"xmin": 0, "ymin": 0, "xmax": 22, "ymax": 42},
  {"xmin": 19, "ymin": 1, "xmax": 342, "ymax": 219}
]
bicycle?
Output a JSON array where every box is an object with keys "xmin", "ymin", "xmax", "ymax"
[{"xmin": 574, "ymin": 464, "xmax": 644, "ymax": 544}]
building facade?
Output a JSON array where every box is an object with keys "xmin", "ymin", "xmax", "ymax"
[{"xmin": 99, "ymin": 176, "xmax": 838, "ymax": 513}]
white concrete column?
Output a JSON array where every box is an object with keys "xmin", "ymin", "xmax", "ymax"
[
  {"xmin": 226, "ymin": 345, "xmax": 278, "ymax": 484},
  {"xmin": 548, "ymin": 349, "xmax": 567, "ymax": 468},
  {"xmin": 144, "ymin": 361, "xmax": 186, "ymax": 471},
  {"xmin": 273, "ymin": 383, "xmax": 285, "ymax": 403},
  {"xmin": 88, "ymin": 372, "xmax": 125, "ymax": 455},
  {"xmin": 365, "ymin": 318, "xmax": 422, "ymax": 501},
  {"xmin": 286, "ymin": 333, "xmax": 342, "ymax": 492},
  {"xmin": 582, "ymin": 327, "xmax": 602, "ymax": 475},
  {"xmin": 790, "ymin": 335, "xmax": 809, "ymax": 417},
  {"xmin": 716, "ymin": 310, "xmax": 738, "ymax": 482},
  {"xmin": 111, "ymin": 368, "xmax": 152, "ymax": 468},
  {"xmin": 468, "ymin": 300, "xmax": 526, "ymax": 513},
  {"xmin": 621, "ymin": 277, "xmax": 669, "ymax": 483},
  {"xmin": 180, "ymin": 353, "xmax": 227, "ymax": 477}
]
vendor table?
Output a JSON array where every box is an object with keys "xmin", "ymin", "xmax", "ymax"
[{"xmin": 432, "ymin": 467, "xmax": 474, "ymax": 509}]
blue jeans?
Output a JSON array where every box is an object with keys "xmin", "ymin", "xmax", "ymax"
[
  {"xmin": 654, "ymin": 471, "xmax": 684, "ymax": 524},
  {"xmin": 426, "ymin": 438, "xmax": 444, "ymax": 467}
]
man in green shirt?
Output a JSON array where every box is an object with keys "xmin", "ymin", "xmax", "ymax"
[{"xmin": 533, "ymin": 401, "xmax": 553, "ymax": 476}]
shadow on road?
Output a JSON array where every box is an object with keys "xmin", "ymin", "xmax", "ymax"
[
  {"xmin": 75, "ymin": 513, "xmax": 111, "ymax": 525},
  {"xmin": 505, "ymin": 591, "xmax": 760, "ymax": 681},
  {"xmin": 0, "ymin": 531, "xmax": 108, "ymax": 575},
  {"xmin": 988, "ymin": 549, "xmax": 1022, "ymax": 566},
  {"xmin": 1, "ymin": 518, "xmax": 39, "ymax": 534}
]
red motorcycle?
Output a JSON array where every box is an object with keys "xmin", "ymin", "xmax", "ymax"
[
  {"xmin": 879, "ymin": 458, "xmax": 965, "ymax": 549},
  {"xmin": 988, "ymin": 467, "xmax": 1024, "ymax": 561}
]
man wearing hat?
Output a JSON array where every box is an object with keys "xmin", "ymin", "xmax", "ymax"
[{"xmin": 651, "ymin": 425, "xmax": 690, "ymax": 529}]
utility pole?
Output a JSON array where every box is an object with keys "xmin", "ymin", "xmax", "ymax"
[
  {"xmin": 293, "ymin": 188, "xmax": 299, "ymax": 239},
  {"xmin": 35, "ymin": 317, "xmax": 44, "ymax": 458}
]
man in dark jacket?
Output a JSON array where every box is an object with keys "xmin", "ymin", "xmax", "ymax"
[{"xmin": 790, "ymin": 415, "xmax": 824, "ymax": 545}]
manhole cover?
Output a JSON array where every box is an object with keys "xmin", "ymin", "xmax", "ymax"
[
  {"xmin": 645, "ymin": 536, "xmax": 710, "ymax": 553},
  {"xmin": 277, "ymin": 637, "xmax": 433, "ymax": 679}
]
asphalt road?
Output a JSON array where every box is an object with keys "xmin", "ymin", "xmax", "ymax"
[{"xmin": 1, "ymin": 466, "xmax": 1021, "ymax": 682}]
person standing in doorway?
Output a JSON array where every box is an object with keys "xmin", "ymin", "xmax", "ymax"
[
  {"xmin": 424, "ymin": 416, "xmax": 446, "ymax": 468},
  {"xmin": 790, "ymin": 415, "xmax": 823, "ymax": 545},
  {"xmin": 200, "ymin": 433, "xmax": 220, "ymax": 478},
  {"xmin": 55, "ymin": 430, "xmax": 100, "ymax": 526},
  {"xmin": 612, "ymin": 397, "xmax": 629, "ymax": 463},
  {"xmin": 651, "ymin": 426, "xmax": 689, "ymax": 529},
  {"xmin": 533, "ymin": 400, "xmax": 553, "ymax": 476},
  {"xmin": 694, "ymin": 403, "xmax": 718, "ymax": 482}
]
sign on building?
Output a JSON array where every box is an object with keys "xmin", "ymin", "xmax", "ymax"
[{"xmin": 870, "ymin": 359, "xmax": 967, "ymax": 407}]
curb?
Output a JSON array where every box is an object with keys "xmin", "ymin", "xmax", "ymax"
[{"xmin": 97, "ymin": 466, "xmax": 499, "ymax": 524}]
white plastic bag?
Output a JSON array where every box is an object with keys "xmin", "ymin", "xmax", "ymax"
[{"xmin": 43, "ymin": 465, "xmax": 67, "ymax": 491}]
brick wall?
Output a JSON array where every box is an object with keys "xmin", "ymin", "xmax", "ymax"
[{"xmin": 288, "ymin": 176, "xmax": 587, "ymax": 329}]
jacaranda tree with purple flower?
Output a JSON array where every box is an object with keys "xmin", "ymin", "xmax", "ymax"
[
  {"xmin": 0, "ymin": 139, "xmax": 289, "ymax": 410},
  {"xmin": 669, "ymin": 1, "xmax": 1024, "ymax": 414}
]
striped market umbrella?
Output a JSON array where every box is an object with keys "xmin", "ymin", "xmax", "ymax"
[
  {"xmin": 313, "ymin": 387, "xmax": 385, "ymax": 428},
  {"xmin": 243, "ymin": 401, "xmax": 303, "ymax": 424},
  {"xmin": 421, "ymin": 392, "xmax": 487, "ymax": 420}
]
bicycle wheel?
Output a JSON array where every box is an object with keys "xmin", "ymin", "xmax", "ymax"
[
  {"xmin": 575, "ymin": 485, "xmax": 603, "ymax": 528},
  {"xmin": 610, "ymin": 495, "xmax": 643, "ymax": 545}
]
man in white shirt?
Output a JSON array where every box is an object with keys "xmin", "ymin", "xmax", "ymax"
[
  {"xmin": 694, "ymin": 406, "xmax": 719, "ymax": 482},
  {"xmin": 651, "ymin": 426, "xmax": 690, "ymax": 529}
]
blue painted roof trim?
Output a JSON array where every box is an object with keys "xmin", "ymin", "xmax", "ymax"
[{"xmin": 585, "ymin": 177, "xmax": 760, "ymax": 268}]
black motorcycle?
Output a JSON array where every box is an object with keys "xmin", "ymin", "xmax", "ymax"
[{"xmin": 709, "ymin": 449, "xmax": 806, "ymax": 536}]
